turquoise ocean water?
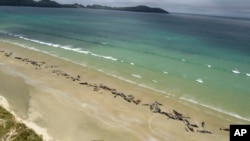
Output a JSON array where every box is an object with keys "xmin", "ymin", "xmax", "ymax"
[{"xmin": 0, "ymin": 7, "xmax": 250, "ymax": 122}]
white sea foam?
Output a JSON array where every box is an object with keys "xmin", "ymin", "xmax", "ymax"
[
  {"xmin": 1, "ymin": 31, "xmax": 119, "ymax": 61},
  {"xmin": 163, "ymin": 71, "xmax": 168, "ymax": 74},
  {"xmin": 181, "ymin": 59, "xmax": 186, "ymax": 62},
  {"xmin": 105, "ymin": 73, "xmax": 167, "ymax": 94},
  {"xmin": 137, "ymin": 84, "xmax": 167, "ymax": 94},
  {"xmin": 100, "ymin": 42, "xmax": 108, "ymax": 45},
  {"xmin": 20, "ymin": 37, "xmax": 117, "ymax": 61},
  {"xmin": 179, "ymin": 96, "xmax": 250, "ymax": 122},
  {"xmin": 207, "ymin": 65, "xmax": 212, "ymax": 68},
  {"xmin": 131, "ymin": 74, "xmax": 142, "ymax": 78},
  {"xmin": 152, "ymin": 80, "xmax": 158, "ymax": 83},
  {"xmin": 130, "ymin": 62, "xmax": 135, "ymax": 65},
  {"xmin": 2, "ymin": 40, "xmax": 51, "ymax": 55},
  {"xmin": 1, "ymin": 40, "xmax": 91, "ymax": 69},
  {"xmin": 3, "ymin": 38, "xmax": 168, "ymax": 96},
  {"xmin": 232, "ymin": 69, "xmax": 240, "ymax": 74},
  {"xmin": 196, "ymin": 79, "xmax": 203, "ymax": 83},
  {"xmin": 1, "ymin": 37, "xmax": 170, "ymax": 106},
  {"xmin": 0, "ymin": 30, "xmax": 7, "ymax": 34},
  {"xmin": 90, "ymin": 53, "xmax": 117, "ymax": 61},
  {"xmin": 246, "ymin": 73, "xmax": 250, "ymax": 76},
  {"xmin": 97, "ymin": 69, "xmax": 104, "ymax": 72}
]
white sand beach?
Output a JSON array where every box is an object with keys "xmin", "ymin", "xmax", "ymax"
[{"xmin": 0, "ymin": 41, "xmax": 245, "ymax": 141}]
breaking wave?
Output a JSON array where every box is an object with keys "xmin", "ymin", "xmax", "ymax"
[
  {"xmin": 179, "ymin": 96, "xmax": 250, "ymax": 122},
  {"xmin": 0, "ymin": 30, "xmax": 118, "ymax": 61}
]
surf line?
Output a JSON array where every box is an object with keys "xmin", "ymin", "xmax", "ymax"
[{"xmin": 131, "ymin": 74, "xmax": 142, "ymax": 78}]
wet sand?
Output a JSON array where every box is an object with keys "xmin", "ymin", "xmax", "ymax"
[{"xmin": 0, "ymin": 41, "xmax": 245, "ymax": 141}]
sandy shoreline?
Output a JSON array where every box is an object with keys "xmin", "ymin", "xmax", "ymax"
[{"xmin": 0, "ymin": 41, "xmax": 245, "ymax": 140}]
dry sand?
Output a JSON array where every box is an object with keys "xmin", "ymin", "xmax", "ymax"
[{"xmin": 0, "ymin": 41, "xmax": 245, "ymax": 141}]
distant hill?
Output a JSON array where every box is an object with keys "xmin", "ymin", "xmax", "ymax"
[
  {"xmin": 0, "ymin": 0, "xmax": 169, "ymax": 14},
  {"xmin": 0, "ymin": 0, "xmax": 84, "ymax": 8},
  {"xmin": 86, "ymin": 5, "xmax": 169, "ymax": 14}
]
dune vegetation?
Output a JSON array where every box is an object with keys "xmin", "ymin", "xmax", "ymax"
[{"xmin": 0, "ymin": 106, "xmax": 43, "ymax": 141}]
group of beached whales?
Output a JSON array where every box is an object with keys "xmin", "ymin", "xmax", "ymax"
[{"xmin": 2, "ymin": 50, "xmax": 230, "ymax": 134}]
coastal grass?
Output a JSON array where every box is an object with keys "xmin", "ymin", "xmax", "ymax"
[{"xmin": 0, "ymin": 106, "xmax": 43, "ymax": 141}]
